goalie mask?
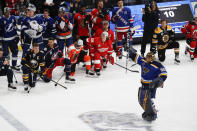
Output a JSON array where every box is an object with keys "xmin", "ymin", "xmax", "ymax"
[
  {"xmin": 30, "ymin": 59, "xmax": 38, "ymax": 68},
  {"xmin": 146, "ymin": 52, "xmax": 155, "ymax": 62}
]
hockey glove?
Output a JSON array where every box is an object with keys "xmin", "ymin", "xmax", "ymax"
[{"xmin": 150, "ymin": 77, "xmax": 164, "ymax": 88}]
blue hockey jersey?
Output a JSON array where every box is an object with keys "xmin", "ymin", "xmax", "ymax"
[
  {"xmin": 22, "ymin": 15, "xmax": 46, "ymax": 39},
  {"xmin": 54, "ymin": 13, "xmax": 73, "ymax": 39},
  {"xmin": 41, "ymin": 15, "xmax": 56, "ymax": 40},
  {"xmin": 131, "ymin": 53, "xmax": 167, "ymax": 87},
  {"xmin": 0, "ymin": 15, "xmax": 17, "ymax": 41},
  {"xmin": 112, "ymin": 7, "xmax": 133, "ymax": 32}
]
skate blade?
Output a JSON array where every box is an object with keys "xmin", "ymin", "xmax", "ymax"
[
  {"xmin": 85, "ymin": 74, "xmax": 99, "ymax": 78},
  {"xmin": 8, "ymin": 88, "xmax": 17, "ymax": 91},
  {"xmin": 174, "ymin": 61, "xmax": 180, "ymax": 65},
  {"xmin": 65, "ymin": 80, "xmax": 76, "ymax": 84}
]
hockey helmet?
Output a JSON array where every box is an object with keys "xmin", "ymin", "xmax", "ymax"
[
  {"xmin": 146, "ymin": 52, "xmax": 155, "ymax": 62},
  {"xmin": 27, "ymin": 4, "xmax": 36, "ymax": 12},
  {"xmin": 77, "ymin": 39, "xmax": 83, "ymax": 47},
  {"xmin": 4, "ymin": 7, "xmax": 11, "ymax": 13},
  {"xmin": 101, "ymin": 31, "xmax": 108, "ymax": 38},
  {"xmin": 59, "ymin": 7, "xmax": 66, "ymax": 12}
]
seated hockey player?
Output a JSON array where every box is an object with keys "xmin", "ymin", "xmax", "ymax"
[
  {"xmin": 85, "ymin": 32, "xmax": 114, "ymax": 76},
  {"xmin": 42, "ymin": 38, "xmax": 75, "ymax": 83},
  {"xmin": 129, "ymin": 47, "xmax": 167, "ymax": 121},
  {"xmin": 21, "ymin": 43, "xmax": 45, "ymax": 91},
  {"xmin": 0, "ymin": 48, "xmax": 17, "ymax": 90},
  {"xmin": 66, "ymin": 39, "xmax": 84, "ymax": 79},
  {"xmin": 181, "ymin": 14, "xmax": 197, "ymax": 61},
  {"xmin": 152, "ymin": 19, "xmax": 180, "ymax": 63}
]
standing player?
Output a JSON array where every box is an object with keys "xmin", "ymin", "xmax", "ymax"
[
  {"xmin": 112, "ymin": 0, "xmax": 134, "ymax": 59},
  {"xmin": 152, "ymin": 20, "xmax": 180, "ymax": 63},
  {"xmin": 0, "ymin": 48, "xmax": 17, "ymax": 90},
  {"xmin": 91, "ymin": 0, "xmax": 110, "ymax": 35},
  {"xmin": 0, "ymin": 7, "xmax": 20, "ymax": 71},
  {"xmin": 42, "ymin": 38, "xmax": 75, "ymax": 83},
  {"xmin": 181, "ymin": 14, "xmax": 197, "ymax": 61},
  {"xmin": 21, "ymin": 4, "xmax": 46, "ymax": 57},
  {"xmin": 21, "ymin": 43, "xmax": 45, "ymax": 91},
  {"xmin": 55, "ymin": 7, "xmax": 73, "ymax": 53},
  {"xmin": 129, "ymin": 47, "xmax": 167, "ymax": 121},
  {"xmin": 41, "ymin": 9, "xmax": 56, "ymax": 47}
]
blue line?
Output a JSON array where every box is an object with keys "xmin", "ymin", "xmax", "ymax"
[{"xmin": 0, "ymin": 105, "xmax": 30, "ymax": 131}]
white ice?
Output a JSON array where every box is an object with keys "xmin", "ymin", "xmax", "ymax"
[{"xmin": 0, "ymin": 40, "xmax": 197, "ymax": 131}]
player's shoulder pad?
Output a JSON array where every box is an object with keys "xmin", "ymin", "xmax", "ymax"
[
  {"xmin": 167, "ymin": 25, "xmax": 172, "ymax": 30},
  {"xmin": 151, "ymin": 61, "xmax": 164, "ymax": 68},
  {"xmin": 154, "ymin": 27, "xmax": 162, "ymax": 34}
]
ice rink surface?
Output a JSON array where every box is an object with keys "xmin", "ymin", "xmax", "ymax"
[{"xmin": 0, "ymin": 40, "xmax": 197, "ymax": 131}]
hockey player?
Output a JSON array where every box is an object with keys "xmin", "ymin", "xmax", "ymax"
[
  {"xmin": 66, "ymin": 39, "xmax": 84, "ymax": 78},
  {"xmin": 181, "ymin": 14, "xmax": 197, "ymax": 61},
  {"xmin": 0, "ymin": 48, "xmax": 17, "ymax": 90},
  {"xmin": 91, "ymin": 0, "xmax": 110, "ymax": 35},
  {"xmin": 112, "ymin": 0, "xmax": 134, "ymax": 59},
  {"xmin": 73, "ymin": 4, "xmax": 91, "ymax": 54},
  {"xmin": 21, "ymin": 4, "xmax": 46, "ymax": 57},
  {"xmin": 94, "ymin": 21, "xmax": 115, "ymax": 43},
  {"xmin": 129, "ymin": 47, "xmax": 167, "ymax": 121},
  {"xmin": 41, "ymin": 9, "xmax": 56, "ymax": 47},
  {"xmin": 21, "ymin": 43, "xmax": 45, "ymax": 91},
  {"xmin": 55, "ymin": 7, "xmax": 73, "ymax": 54},
  {"xmin": 152, "ymin": 19, "xmax": 180, "ymax": 63},
  {"xmin": 42, "ymin": 38, "xmax": 75, "ymax": 83},
  {"xmin": 0, "ymin": 7, "xmax": 20, "ymax": 71},
  {"xmin": 85, "ymin": 32, "xmax": 114, "ymax": 76}
]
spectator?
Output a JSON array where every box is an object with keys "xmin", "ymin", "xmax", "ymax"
[
  {"xmin": 15, "ymin": 0, "xmax": 29, "ymax": 16},
  {"xmin": 29, "ymin": 0, "xmax": 45, "ymax": 14},
  {"xmin": 141, "ymin": 0, "xmax": 160, "ymax": 57},
  {"xmin": 5, "ymin": 0, "xmax": 18, "ymax": 15},
  {"xmin": 0, "ymin": 0, "xmax": 6, "ymax": 16},
  {"xmin": 70, "ymin": 0, "xmax": 83, "ymax": 16},
  {"xmin": 43, "ymin": 0, "xmax": 62, "ymax": 18}
]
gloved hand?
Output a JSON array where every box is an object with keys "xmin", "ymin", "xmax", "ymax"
[
  {"xmin": 150, "ymin": 77, "xmax": 164, "ymax": 88},
  {"xmin": 150, "ymin": 46, "xmax": 157, "ymax": 54},
  {"xmin": 186, "ymin": 32, "xmax": 191, "ymax": 38},
  {"xmin": 109, "ymin": 54, "xmax": 114, "ymax": 65},
  {"xmin": 60, "ymin": 21, "xmax": 66, "ymax": 29}
]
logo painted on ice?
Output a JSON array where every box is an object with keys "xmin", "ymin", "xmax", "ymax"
[{"xmin": 79, "ymin": 111, "xmax": 153, "ymax": 131}]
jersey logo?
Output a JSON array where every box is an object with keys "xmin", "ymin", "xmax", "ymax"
[
  {"xmin": 5, "ymin": 23, "xmax": 14, "ymax": 32},
  {"xmin": 142, "ymin": 63, "xmax": 150, "ymax": 75}
]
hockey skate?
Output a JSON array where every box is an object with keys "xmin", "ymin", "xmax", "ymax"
[
  {"xmin": 190, "ymin": 55, "xmax": 194, "ymax": 61},
  {"xmin": 65, "ymin": 76, "xmax": 76, "ymax": 84},
  {"xmin": 8, "ymin": 83, "xmax": 17, "ymax": 90},
  {"xmin": 174, "ymin": 55, "xmax": 180, "ymax": 64},
  {"xmin": 86, "ymin": 69, "xmax": 96, "ymax": 78},
  {"xmin": 11, "ymin": 66, "xmax": 20, "ymax": 71},
  {"xmin": 24, "ymin": 84, "xmax": 29, "ymax": 92}
]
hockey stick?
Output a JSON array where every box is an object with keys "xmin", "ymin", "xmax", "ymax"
[
  {"xmin": 114, "ymin": 62, "xmax": 139, "ymax": 73},
  {"xmin": 51, "ymin": 79, "xmax": 67, "ymax": 90},
  {"xmin": 12, "ymin": 71, "xmax": 18, "ymax": 83},
  {"xmin": 55, "ymin": 73, "xmax": 65, "ymax": 86}
]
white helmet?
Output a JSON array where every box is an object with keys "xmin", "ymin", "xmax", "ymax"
[
  {"xmin": 101, "ymin": 31, "xmax": 108, "ymax": 38},
  {"xmin": 4, "ymin": 7, "xmax": 11, "ymax": 13},
  {"xmin": 59, "ymin": 7, "xmax": 66, "ymax": 12},
  {"xmin": 77, "ymin": 39, "xmax": 83, "ymax": 46},
  {"xmin": 27, "ymin": 4, "xmax": 36, "ymax": 12}
]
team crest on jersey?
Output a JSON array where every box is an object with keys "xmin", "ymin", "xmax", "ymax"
[
  {"xmin": 79, "ymin": 111, "xmax": 152, "ymax": 131},
  {"xmin": 98, "ymin": 44, "xmax": 101, "ymax": 47}
]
